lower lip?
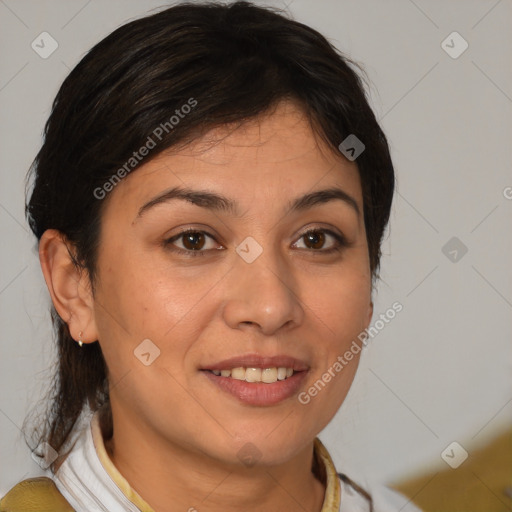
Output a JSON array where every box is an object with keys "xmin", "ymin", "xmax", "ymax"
[{"xmin": 202, "ymin": 370, "xmax": 308, "ymax": 406}]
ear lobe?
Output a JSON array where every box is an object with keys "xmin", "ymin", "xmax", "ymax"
[{"xmin": 39, "ymin": 229, "xmax": 98, "ymax": 344}]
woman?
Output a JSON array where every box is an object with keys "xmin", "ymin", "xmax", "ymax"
[{"xmin": 1, "ymin": 2, "xmax": 421, "ymax": 511}]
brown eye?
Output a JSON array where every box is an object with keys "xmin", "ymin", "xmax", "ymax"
[
  {"xmin": 163, "ymin": 229, "xmax": 222, "ymax": 256},
  {"xmin": 182, "ymin": 231, "xmax": 206, "ymax": 250},
  {"xmin": 293, "ymin": 229, "xmax": 348, "ymax": 254},
  {"xmin": 303, "ymin": 231, "xmax": 326, "ymax": 249}
]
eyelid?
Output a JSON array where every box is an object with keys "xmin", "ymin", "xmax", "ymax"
[{"xmin": 295, "ymin": 224, "xmax": 347, "ymax": 242}]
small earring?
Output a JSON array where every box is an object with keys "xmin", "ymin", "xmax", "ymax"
[{"xmin": 78, "ymin": 331, "xmax": 83, "ymax": 347}]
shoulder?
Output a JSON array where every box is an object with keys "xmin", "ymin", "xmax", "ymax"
[{"xmin": 0, "ymin": 477, "xmax": 74, "ymax": 512}]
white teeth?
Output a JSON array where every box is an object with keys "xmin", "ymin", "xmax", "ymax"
[
  {"xmin": 245, "ymin": 368, "xmax": 261, "ymax": 382},
  {"xmin": 262, "ymin": 368, "xmax": 277, "ymax": 383},
  {"xmin": 231, "ymin": 367, "xmax": 246, "ymax": 380},
  {"xmin": 210, "ymin": 367, "xmax": 296, "ymax": 383}
]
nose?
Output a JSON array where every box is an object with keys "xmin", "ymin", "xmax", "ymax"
[{"xmin": 221, "ymin": 247, "xmax": 304, "ymax": 336}]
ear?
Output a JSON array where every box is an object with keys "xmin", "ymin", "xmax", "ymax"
[
  {"xmin": 39, "ymin": 229, "xmax": 99, "ymax": 345},
  {"xmin": 367, "ymin": 300, "xmax": 373, "ymax": 326},
  {"xmin": 364, "ymin": 299, "xmax": 373, "ymax": 332}
]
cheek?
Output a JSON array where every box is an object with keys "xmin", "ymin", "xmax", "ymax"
[
  {"xmin": 92, "ymin": 248, "xmax": 223, "ymax": 372},
  {"xmin": 305, "ymin": 265, "xmax": 371, "ymax": 341},
  {"xmin": 300, "ymin": 272, "xmax": 369, "ymax": 419},
  {"xmin": 95, "ymin": 246, "xmax": 190, "ymax": 331}
]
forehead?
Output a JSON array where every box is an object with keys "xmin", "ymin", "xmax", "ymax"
[{"xmin": 106, "ymin": 100, "xmax": 362, "ymax": 214}]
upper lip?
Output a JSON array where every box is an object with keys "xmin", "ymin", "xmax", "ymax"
[{"xmin": 201, "ymin": 353, "xmax": 309, "ymax": 371}]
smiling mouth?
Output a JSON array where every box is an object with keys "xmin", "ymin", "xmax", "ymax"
[
  {"xmin": 205, "ymin": 366, "xmax": 297, "ymax": 383},
  {"xmin": 201, "ymin": 366, "xmax": 309, "ymax": 406}
]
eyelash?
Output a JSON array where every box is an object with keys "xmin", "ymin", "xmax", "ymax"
[{"xmin": 163, "ymin": 228, "xmax": 349, "ymax": 257}]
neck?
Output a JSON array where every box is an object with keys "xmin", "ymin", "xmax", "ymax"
[{"xmin": 103, "ymin": 414, "xmax": 326, "ymax": 512}]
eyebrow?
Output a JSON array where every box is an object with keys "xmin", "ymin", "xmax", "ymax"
[{"xmin": 136, "ymin": 185, "xmax": 360, "ymax": 219}]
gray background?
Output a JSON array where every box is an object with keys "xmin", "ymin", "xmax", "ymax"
[{"xmin": 1, "ymin": 0, "xmax": 511, "ymax": 503}]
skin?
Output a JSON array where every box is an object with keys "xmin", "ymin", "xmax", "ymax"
[{"xmin": 40, "ymin": 100, "xmax": 373, "ymax": 512}]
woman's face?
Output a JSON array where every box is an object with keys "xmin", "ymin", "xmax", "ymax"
[{"xmin": 90, "ymin": 100, "xmax": 373, "ymax": 466}]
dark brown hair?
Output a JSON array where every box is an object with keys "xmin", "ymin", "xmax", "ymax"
[{"xmin": 25, "ymin": 1, "xmax": 395, "ymax": 456}]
